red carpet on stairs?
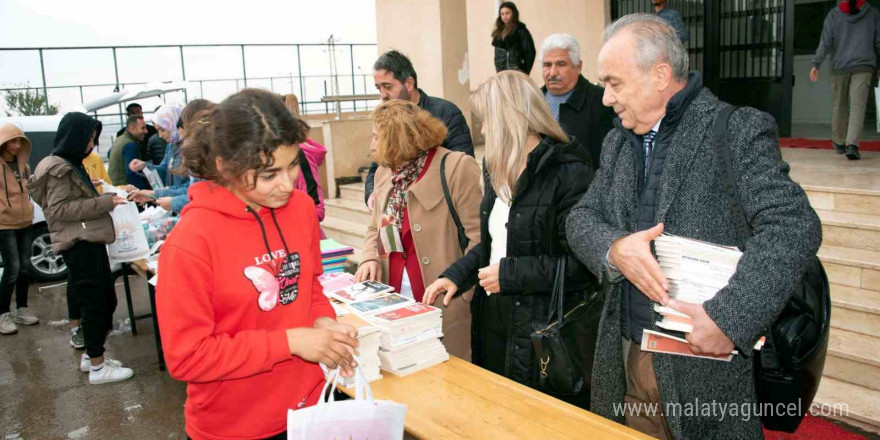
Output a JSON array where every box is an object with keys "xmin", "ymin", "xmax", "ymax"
[
  {"xmin": 763, "ymin": 415, "xmax": 867, "ymax": 440},
  {"xmin": 780, "ymin": 138, "xmax": 880, "ymax": 151}
]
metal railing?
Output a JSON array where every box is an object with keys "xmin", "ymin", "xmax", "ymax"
[{"xmin": 0, "ymin": 42, "xmax": 380, "ymax": 123}]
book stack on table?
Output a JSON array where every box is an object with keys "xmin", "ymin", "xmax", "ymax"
[
  {"xmin": 319, "ymin": 239, "xmax": 354, "ymax": 274},
  {"xmin": 321, "ymin": 276, "xmax": 449, "ymax": 378}
]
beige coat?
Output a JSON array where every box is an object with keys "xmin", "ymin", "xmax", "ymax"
[
  {"xmin": 0, "ymin": 124, "xmax": 34, "ymax": 229},
  {"xmin": 360, "ymin": 147, "xmax": 482, "ymax": 361},
  {"xmin": 28, "ymin": 156, "xmax": 116, "ymax": 253}
]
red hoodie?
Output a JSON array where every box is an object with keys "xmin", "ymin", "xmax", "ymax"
[{"xmin": 156, "ymin": 181, "xmax": 335, "ymax": 440}]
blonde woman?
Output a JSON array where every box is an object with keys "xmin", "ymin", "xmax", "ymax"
[
  {"xmin": 424, "ymin": 71, "xmax": 599, "ymax": 406},
  {"xmin": 356, "ymin": 100, "xmax": 481, "ymax": 361}
]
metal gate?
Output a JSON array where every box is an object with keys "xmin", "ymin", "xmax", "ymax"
[{"xmin": 611, "ymin": 0, "xmax": 794, "ymax": 136}]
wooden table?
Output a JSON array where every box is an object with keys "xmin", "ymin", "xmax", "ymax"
[{"xmin": 339, "ymin": 356, "xmax": 652, "ymax": 440}]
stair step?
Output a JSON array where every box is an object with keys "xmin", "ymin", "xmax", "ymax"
[
  {"xmin": 832, "ymin": 284, "xmax": 880, "ymax": 316},
  {"xmin": 325, "ymin": 198, "xmax": 372, "ymax": 225},
  {"xmin": 339, "ymin": 183, "xmax": 365, "ymax": 203},
  {"xmin": 818, "ymin": 245, "xmax": 880, "ymax": 293},
  {"xmin": 805, "ymin": 186, "xmax": 880, "ymax": 216},
  {"xmin": 322, "ymin": 216, "xmax": 367, "ymax": 250},
  {"xmin": 814, "ymin": 377, "xmax": 880, "ymax": 433},
  {"xmin": 817, "ymin": 210, "xmax": 880, "ymax": 253},
  {"xmin": 826, "ymin": 328, "xmax": 880, "ymax": 391}
]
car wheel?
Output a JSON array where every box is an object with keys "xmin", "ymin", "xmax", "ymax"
[{"xmin": 29, "ymin": 223, "xmax": 68, "ymax": 282}]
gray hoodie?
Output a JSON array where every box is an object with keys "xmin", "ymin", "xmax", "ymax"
[{"xmin": 811, "ymin": 2, "xmax": 880, "ymax": 73}]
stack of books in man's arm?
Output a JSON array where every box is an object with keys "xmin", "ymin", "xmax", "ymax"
[{"xmin": 642, "ymin": 234, "xmax": 764, "ymax": 361}]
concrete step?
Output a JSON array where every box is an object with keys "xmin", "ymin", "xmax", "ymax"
[
  {"xmin": 818, "ymin": 245, "xmax": 880, "ymax": 293},
  {"xmin": 805, "ymin": 185, "xmax": 880, "ymax": 216},
  {"xmin": 830, "ymin": 284, "xmax": 880, "ymax": 338},
  {"xmin": 814, "ymin": 377, "xmax": 880, "ymax": 434},
  {"xmin": 825, "ymin": 328, "xmax": 880, "ymax": 392},
  {"xmin": 322, "ymin": 216, "xmax": 367, "ymax": 251},
  {"xmin": 339, "ymin": 183, "xmax": 366, "ymax": 203},
  {"xmin": 817, "ymin": 209, "xmax": 880, "ymax": 253},
  {"xmin": 325, "ymin": 197, "xmax": 372, "ymax": 225}
]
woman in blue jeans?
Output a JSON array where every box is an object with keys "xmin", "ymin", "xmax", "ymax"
[{"xmin": 0, "ymin": 123, "xmax": 38, "ymax": 335}]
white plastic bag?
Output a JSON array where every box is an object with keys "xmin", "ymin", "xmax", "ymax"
[
  {"xmin": 288, "ymin": 361, "xmax": 407, "ymax": 440},
  {"xmin": 143, "ymin": 167, "xmax": 165, "ymax": 190},
  {"xmin": 107, "ymin": 201, "xmax": 150, "ymax": 263}
]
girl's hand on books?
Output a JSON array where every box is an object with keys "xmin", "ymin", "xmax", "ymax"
[
  {"xmin": 287, "ymin": 327, "xmax": 359, "ymax": 377},
  {"xmin": 477, "ymin": 264, "xmax": 500, "ymax": 294},
  {"xmin": 667, "ymin": 299, "xmax": 735, "ymax": 356},
  {"xmin": 355, "ymin": 261, "xmax": 380, "ymax": 282},
  {"xmin": 314, "ymin": 317, "xmax": 359, "ymax": 340},
  {"xmin": 423, "ymin": 278, "xmax": 457, "ymax": 306},
  {"xmin": 609, "ymin": 222, "xmax": 669, "ymax": 305}
]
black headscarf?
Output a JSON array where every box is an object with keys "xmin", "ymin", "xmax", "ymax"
[{"xmin": 52, "ymin": 112, "xmax": 102, "ymax": 192}]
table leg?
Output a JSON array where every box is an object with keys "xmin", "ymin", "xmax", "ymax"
[
  {"xmin": 121, "ymin": 264, "xmax": 138, "ymax": 335},
  {"xmin": 147, "ymin": 283, "xmax": 165, "ymax": 371}
]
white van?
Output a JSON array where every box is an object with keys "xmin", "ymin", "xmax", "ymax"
[{"xmin": 0, "ymin": 82, "xmax": 186, "ymax": 281}]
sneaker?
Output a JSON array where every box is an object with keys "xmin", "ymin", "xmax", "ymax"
[
  {"xmin": 88, "ymin": 362, "xmax": 134, "ymax": 385},
  {"xmin": 11, "ymin": 307, "xmax": 38, "ymax": 325},
  {"xmin": 80, "ymin": 355, "xmax": 124, "ymax": 372},
  {"xmin": 846, "ymin": 145, "xmax": 861, "ymax": 160},
  {"xmin": 833, "ymin": 143, "xmax": 846, "ymax": 154},
  {"xmin": 0, "ymin": 312, "xmax": 17, "ymax": 335},
  {"xmin": 70, "ymin": 327, "xmax": 85, "ymax": 349}
]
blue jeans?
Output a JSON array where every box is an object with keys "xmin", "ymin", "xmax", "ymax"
[{"xmin": 0, "ymin": 226, "xmax": 32, "ymax": 314}]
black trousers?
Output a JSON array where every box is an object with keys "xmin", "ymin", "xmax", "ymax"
[
  {"xmin": 0, "ymin": 226, "xmax": 32, "ymax": 314},
  {"xmin": 61, "ymin": 241, "xmax": 117, "ymax": 358}
]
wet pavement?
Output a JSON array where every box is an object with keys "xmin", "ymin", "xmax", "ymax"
[{"xmin": 1, "ymin": 274, "xmax": 187, "ymax": 439}]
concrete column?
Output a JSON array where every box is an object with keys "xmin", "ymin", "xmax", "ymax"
[{"xmin": 376, "ymin": 0, "xmax": 472, "ymax": 118}]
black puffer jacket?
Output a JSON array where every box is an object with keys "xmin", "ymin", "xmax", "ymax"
[
  {"xmin": 441, "ymin": 134, "xmax": 598, "ymax": 387},
  {"xmin": 492, "ymin": 22, "xmax": 536, "ymax": 74}
]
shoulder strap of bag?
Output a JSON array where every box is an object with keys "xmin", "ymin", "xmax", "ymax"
[
  {"xmin": 547, "ymin": 257, "xmax": 567, "ymax": 325},
  {"xmin": 441, "ymin": 153, "xmax": 469, "ymax": 254},
  {"xmin": 297, "ymin": 148, "xmax": 321, "ymax": 208},
  {"xmin": 712, "ymin": 104, "xmax": 752, "ymax": 242}
]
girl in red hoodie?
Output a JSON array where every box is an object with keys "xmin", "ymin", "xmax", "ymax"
[{"xmin": 156, "ymin": 89, "xmax": 359, "ymax": 440}]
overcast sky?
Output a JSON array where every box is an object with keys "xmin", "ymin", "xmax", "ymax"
[{"xmin": 0, "ymin": 0, "xmax": 379, "ymax": 116}]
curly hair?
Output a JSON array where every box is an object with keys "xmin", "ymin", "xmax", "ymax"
[
  {"xmin": 182, "ymin": 88, "xmax": 309, "ymax": 187},
  {"xmin": 371, "ymin": 99, "xmax": 447, "ymax": 169}
]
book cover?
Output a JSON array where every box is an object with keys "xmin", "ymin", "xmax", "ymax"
[
  {"xmin": 349, "ymin": 293, "xmax": 413, "ymax": 315},
  {"xmin": 328, "ymin": 280, "xmax": 394, "ymax": 303}
]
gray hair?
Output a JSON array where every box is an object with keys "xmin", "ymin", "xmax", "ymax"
[
  {"xmin": 603, "ymin": 13, "xmax": 689, "ymax": 81},
  {"xmin": 539, "ymin": 33, "xmax": 581, "ymax": 66}
]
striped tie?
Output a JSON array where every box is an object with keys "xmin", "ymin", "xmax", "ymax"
[{"xmin": 643, "ymin": 130, "xmax": 657, "ymax": 184}]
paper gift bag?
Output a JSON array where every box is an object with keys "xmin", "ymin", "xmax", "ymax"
[
  {"xmin": 875, "ymin": 86, "xmax": 880, "ymax": 133},
  {"xmin": 288, "ymin": 362, "xmax": 407, "ymax": 440},
  {"xmin": 107, "ymin": 201, "xmax": 150, "ymax": 263}
]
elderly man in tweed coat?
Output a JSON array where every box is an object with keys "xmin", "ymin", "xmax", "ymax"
[{"xmin": 566, "ymin": 14, "xmax": 821, "ymax": 440}]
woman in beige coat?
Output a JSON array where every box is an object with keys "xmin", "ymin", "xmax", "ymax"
[
  {"xmin": 355, "ymin": 100, "xmax": 482, "ymax": 361},
  {"xmin": 0, "ymin": 124, "xmax": 37, "ymax": 334}
]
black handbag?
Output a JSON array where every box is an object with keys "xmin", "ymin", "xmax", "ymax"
[
  {"xmin": 713, "ymin": 104, "xmax": 831, "ymax": 433},
  {"xmin": 530, "ymin": 258, "xmax": 603, "ymax": 395}
]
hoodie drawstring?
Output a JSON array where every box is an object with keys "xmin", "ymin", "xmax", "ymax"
[{"xmin": 246, "ymin": 207, "xmax": 292, "ymax": 260}]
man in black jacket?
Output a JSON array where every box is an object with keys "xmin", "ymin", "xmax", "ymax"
[
  {"xmin": 539, "ymin": 34, "xmax": 615, "ymax": 172},
  {"xmin": 365, "ymin": 50, "xmax": 474, "ymax": 209}
]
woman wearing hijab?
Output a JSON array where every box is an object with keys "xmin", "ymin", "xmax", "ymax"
[
  {"xmin": 28, "ymin": 112, "xmax": 134, "ymax": 385},
  {"xmin": 130, "ymin": 102, "xmax": 212, "ymax": 213}
]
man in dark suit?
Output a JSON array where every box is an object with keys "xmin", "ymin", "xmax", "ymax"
[
  {"xmin": 566, "ymin": 14, "xmax": 821, "ymax": 440},
  {"xmin": 539, "ymin": 34, "xmax": 615, "ymax": 171}
]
